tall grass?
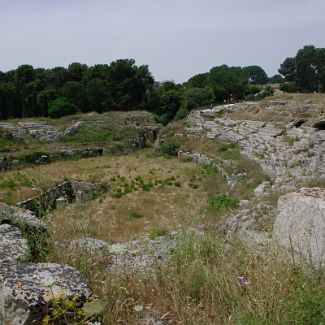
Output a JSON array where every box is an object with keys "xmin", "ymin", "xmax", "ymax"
[{"xmin": 48, "ymin": 233, "xmax": 325, "ymax": 324}]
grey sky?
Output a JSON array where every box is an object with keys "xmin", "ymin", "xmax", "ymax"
[{"xmin": 1, "ymin": 0, "xmax": 324, "ymax": 83}]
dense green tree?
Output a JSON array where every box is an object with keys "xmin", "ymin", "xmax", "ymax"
[
  {"xmin": 243, "ymin": 65, "xmax": 268, "ymax": 84},
  {"xmin": 155, "ymin": 90, "xmax": 182, "ymax": 125},
  {"xmin": 209, "ymin": 65, "xmax": 248, "ymax": 102},
  {"xmin": 37, "ymin": 89, "xmax": 57, "ymax": 117},
  {"xmin": 186, "ymin": 73, "xmax": 209, "ymax": 88},
  {"xmin": 0, "ymin": 59, "xmax": 155, "ymax": 119},
  {"xmin": 68, "ymin": 62, "xmax": 88, "ymax": 82},
  {"xmin": 48, "ymin": 97, "xmax": 78, "ymax": 118},
  {"xmin": 278, "ymin": 57, "xmax": 296, "ymax": 82},
  {"xmin": 268, "ymin": 74, "xmax": 284, "ymax": 84},
  {"xmin": 85, "ymin": 78, "xmax": 112, "ymax": 113},
  {"xmin": 0, "ymin": 82, "xmax": 17, "ymax": 119},
  {"xmin": 279, "ymin": 45, "xmax": 325, "ymax": 92},
  {"xmin": 60, "ymin": 82, "xmax": 85, "ymax": 111},
  {"xmin": 181, "ymin": 87, "xmax": 214, "ymax": 110},
  {"xmin": 295, "ymin": 45, "xmax": 318, "ymax": 91},
  {"xmin": 107, "ymin": 59, "xmax": 154, "ymax": 109},
  {"xmin": 316, "ymin": 48, "xmax": 325, "ymax": 91}
]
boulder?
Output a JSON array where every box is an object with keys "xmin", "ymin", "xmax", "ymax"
[
  {"xmin": 217, "ymin": 203, "xmax": 276, "ymax": 246},
  {"xmin": 273, "ymin": 188, "xmax": 325, "ymax": 267},
  {"xmin": 0, "ymin": 203, "xmax": 46, "ymax": 232},
  {"xmin": 254, "ymin": 181, "xmax": 271, "ymax": 196},
  {"xmin": 70, "ymin": 237, "xmax": 110, "ymax": 252},
  {"xmin": 0, "ymin": 263, "xmax": 91, "ymax": 324},
  {"xmin": 0, "ymin": 225, "xmax": 30, "ymax": 264}
]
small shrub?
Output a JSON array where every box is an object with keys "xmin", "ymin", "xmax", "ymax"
[
  {"xmin": 280, "ymin": 82, "xmax": 297, "ymax": 93},
  {"xmin": 149, "ymin": 227, "xmax": 167, "ymax": 239},
  {"xmin": 175, "ymin": 106, "xmax": 190, "ymax": 120},
  {"xmin": 160, "ymin": 140, "xmax": 180, "ymax": 156},
  {"xmin": 48, "ymin": 97, "xmax": 78, "ymax": 118},
  {"xmin": 128, "ymin": 210, "xmax": 143, "ymax": 220},
  {"xmin": 207, "ymin": 195, "xmax": 239, "ymax": 212}
]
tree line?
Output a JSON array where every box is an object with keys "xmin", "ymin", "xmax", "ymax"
[
  {"xmin": 0, "ymin": 59, "xmax": 154, "ymax": 119},
  {"xmin": 0, "ymin": 44, "xmax": 324, "ymax": 122}
]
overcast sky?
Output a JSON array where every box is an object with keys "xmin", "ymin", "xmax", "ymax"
[{"xmin": 0, "ymin": 0, "xmax": 324, "ymax": 83}]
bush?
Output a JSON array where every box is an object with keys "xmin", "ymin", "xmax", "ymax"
[
  {"xmin": 280, "ymin": 82, "xmax": 297, "ymax": 93},
  {"xmin": 245, "ymin": 85, "xmax": 274, "ymax": 101},
  {"xmin": 48, "ymin": 97, "xmax": 78, "ymax": 118},
  {"xmin": 175, "ymin": 106, "xmax": 189, "ymax": 120},
  {"xmin": 181, "ymin": 87, "xmax": 215, "ymax": 111},
  {"xmin": 160, "ymin": 140, "xmax": 180, "ymax": 156},
  {"xmin": 207, "ymin": 194, "xmax": 239, "ymax": 212}
]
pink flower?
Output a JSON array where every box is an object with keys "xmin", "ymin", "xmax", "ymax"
[{"xmin": 237, "ymin": 276, "xmax": 250, "ymax": 287}]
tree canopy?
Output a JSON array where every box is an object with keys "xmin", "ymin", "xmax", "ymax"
[
  {"xmin": 279, "ymin": 45, "xmax": 325, "ymax": 92},
  {"xmin": 0, "ymin": 59, "xmax": 154, "ymax": 119}
]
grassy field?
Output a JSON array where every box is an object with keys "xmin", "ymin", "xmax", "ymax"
[{"xmin": 1, "ymin": 103, "xmax": 325, "ymax": 324}]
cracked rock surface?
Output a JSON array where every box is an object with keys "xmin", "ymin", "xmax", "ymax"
[
  {"xmin": 187, "ymin": 105, "xmax": 325, "ymax": 191},
  {"xmin": 273, "ymin": 187, "xmax": 325, "ymax": 267},
  {"xmin": 0, "ymin": 225, "xmax": 30, "ymax": 264},
  {"xmin": 0, "ymin": 263, "xmax": 91, "ymax": 325}
]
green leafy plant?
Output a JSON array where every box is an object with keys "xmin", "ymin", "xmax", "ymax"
[
  {"xmin": 207, "ymin": 195, "xmax": 239, "ymax": 212},
  {"xmin": 160, "ymin": 140, "xmax": 180, "ymax": 156}
]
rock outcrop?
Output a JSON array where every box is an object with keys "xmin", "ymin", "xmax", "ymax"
[
  {"xmin": 0, "ymin": 203, "xmax": 46, "ymax": 232},
  {"xmin": 0, "ymin": 225, "xmax": 30, "ymax": 264},
  {"xmin": 217, "ymin": 203, "xmax": 276, "ymax": 246},
  {"xmin": 0, "ymin": 263, "xmax": 91, "ymax": 324},
  {"xmin": 0, "ymin": 203, "xmax": 94, "ymax": 324},
  {"xmin": 17, "ymin": 180, "xmax": 108, "ymax": 217},
  {"xmin": 273, "ymin": 188, "xmax": 325, "ymax": 267},
  {"xmin": 70, "ymin": 236, "xmax": 173, "ymax": 274},
  {"xmin": 187, "ymin": 106, "xmax": 325, "ymax": 190}
]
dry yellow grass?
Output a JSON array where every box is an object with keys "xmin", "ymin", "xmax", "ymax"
[{"xmin": 227, "ymin": 93, "xmax": 325, "ymax": 125}]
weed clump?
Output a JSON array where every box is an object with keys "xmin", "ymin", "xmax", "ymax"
[
  {"xmin": 207, "ymin": 194, "xmax": 239, "ymax": 212},
  {"xmin": 160, "ymin": 140, "xmax": 180, "ymax": 156}
]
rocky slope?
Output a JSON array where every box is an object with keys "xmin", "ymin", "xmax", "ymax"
[{"xmin": 187, "ymin": 101, "xmax": 325, "ymax": 191}]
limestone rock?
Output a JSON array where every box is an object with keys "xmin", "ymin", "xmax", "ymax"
[
  {"xmin": 254, "ymin": 181, "xmax": 271, "ymax": 196},
  {"xmin": 217, "ymin": 203, "xmax": 276, "ymax": 246},
  {"xmin": 0, "ymin": 263, "xmax": 92, "ymax": 324},
  {"xmin": 55, "ymin": 196, "xmax": 67, "ymax": 209},
  {"xmin": 273, "ymin": 188, "xmax": 325, "ymax": 267},
  {"xmin": 0, "ymin": 225, "xmax": 30, "ymax": 264},
  {"xmin": 186, "ymin": 105, "xmax": 325, "ymax": 191},
  {"xmin": 107, "ymin": 236, "xmax": 172, "ymax": 274},
  {"xmin": 70, "ymin": 237, "xmax": 110, "ymax": 252},
  {"xmin": 0, "ymin": 203, "xmax": 46, "ymax": 232}
]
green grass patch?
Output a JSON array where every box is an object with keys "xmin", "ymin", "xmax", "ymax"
[
  {"xmin": 148, "ymin": 227, "xmax": 167, "ymax": 239},
  {"xmin": 62, "ymin": 128, "xmax": 121, "ymax": 143},
  {"xmin": 207, "ymin": 194, "xmax": 239, "ymax": 212}
]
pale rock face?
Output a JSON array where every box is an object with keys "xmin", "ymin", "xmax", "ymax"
[
  {"xmin": 273, "ymin": 188, "xmax": 325, "ymax": 267},
  {"xmin": 0, "ymin": 263, "xmax": 92, "ymax": 325},
  {"xmin": 187, "ymin": 106, "xmax": 325, "ymax": 191},
  {"xmin": 217, "ymin": 203, "xmax": 276, "ymax": 246},
  {"xmin": 0, "ymin": 225, "xmax": 30, "ymax": 264},
  {"xmin": 0, "ymin": 203, "xmax": 46, "ymax": 232}
]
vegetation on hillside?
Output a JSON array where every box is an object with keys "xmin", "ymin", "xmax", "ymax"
[{"xmin": 2, "ymin": 44, "xmax": 323, "ymax": 125}]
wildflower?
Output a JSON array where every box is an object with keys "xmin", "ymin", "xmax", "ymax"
[{"xmin": 237, "ymin": 276, "xmax": 250, "ymax": 287}]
